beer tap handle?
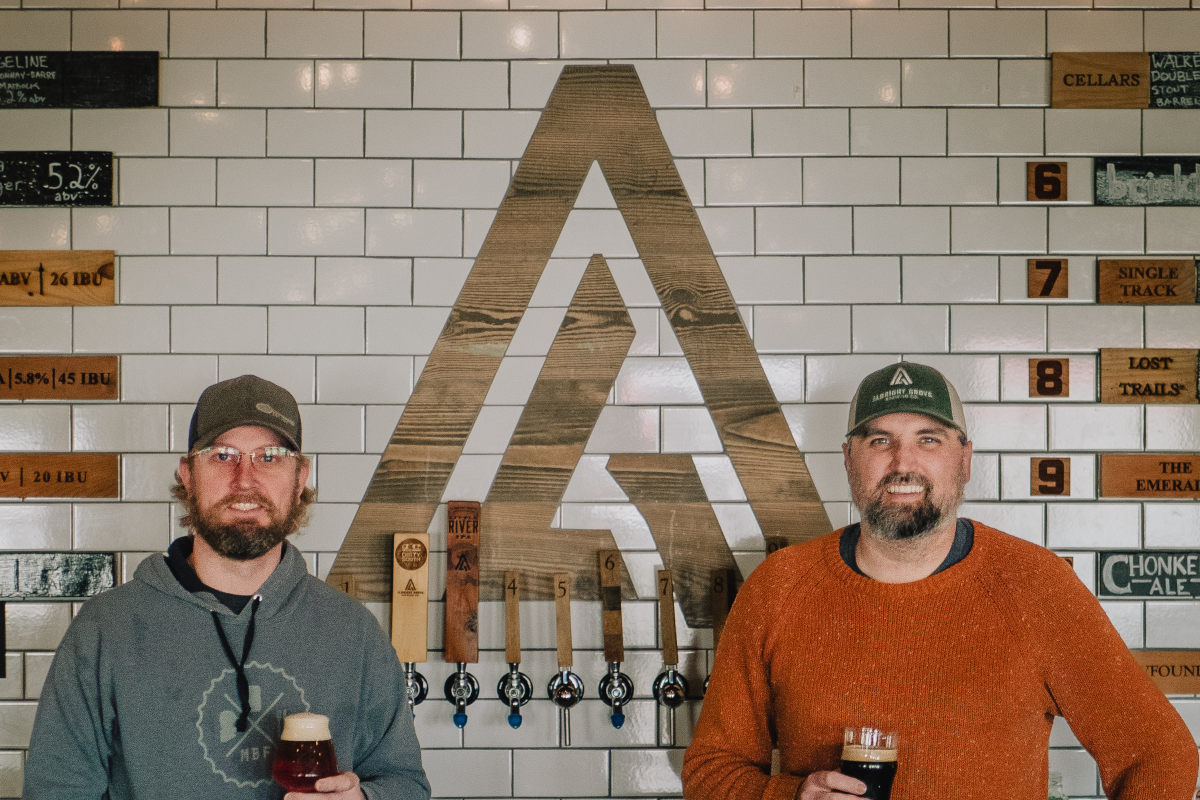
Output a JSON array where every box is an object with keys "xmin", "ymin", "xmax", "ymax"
[
  {"xmin": 706, "ymin": 567, "xmax": 736, "ymax": 695},
  {"xmin": 390, "ymin": 533, "xmax": 430, "ymax": 712},
  {"xmin": 598, "ymin": 551, "xmax": 633, "ymax": 729},
  {"xmin": 548, "ymin": 572, "xmax": 584, "ymax": 747},
  {"xmin": 444, "ymin": 502, "xmax": 481, "ymax": 728},
  {"xmin": 498, "ymin": 572, "xmax": 532, "ymax": 729},
  {"xmin": 654, "ymin": 569, "xmax": 690, "ymax": 747},
  {"xmin": 402, "ymin": 662, "xmax": 429, "ymax": 712}
]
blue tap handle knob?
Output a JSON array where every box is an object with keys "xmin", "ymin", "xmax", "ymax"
[
  {"xmin": 453, "ymin": 711, "xmax": 468, "ymax": 728},
  {"xmin": 507, "ymin": 712, "xmax": 523, "ymax": 729},
  {"xmin": 610, "ymin": 711, "xmax": 625, "ymax": 729}
]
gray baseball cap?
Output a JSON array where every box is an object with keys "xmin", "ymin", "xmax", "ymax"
[
  {"xmin": 187, "ymin": 375, "xmax": 302, "ymax": 452},
  {"xmin": 846, "ymin": 362, "xmax": 967, "ymax": 437}
]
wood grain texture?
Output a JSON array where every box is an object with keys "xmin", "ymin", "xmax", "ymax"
[
  {"xmin": 1100, "ymin": 453, "xmax": 1200, "ymax": 498},
  {"xmin": 657, "ymin": 569, "xmax": 679, "ymax": 666},
  {"xmin": 329, "ymin": 64, "xmax": 830, "ymax": 609},
  {"xmin": 504, "ymin": 571, "xmax": 521, "ymax": 664},
  {"xmin": 1099, "ymin": 348, "xmax": 1199, "ymax": 404},
  {"xmin": 607, "ymin": 453, "xmax": 741, "ymax": 627},
  {"xmin": 554, "ymin": 572, "xmax": 573, "ymax": 668},
  {"xmin": 0, "ymin": 453, "xmax": 118, "ymax": 498},
  {"xmin": 0, "ymin": 355, "xmax": 117, "ymax": 400},
  {"xmin": 0, "ymin": 250, "xmax": 114, "ymax": 305},
  {"xmin": 1133, "ymin": 650, "xmax": 1200, "ymax": 694},
  {"xmin": 391, "ymin": 533, "xmax": 429, "ymax": 663},
  {"xmin": 599, "ymin": 550, "xmax": 624, "ymax": 663},
  {"xmin": 1051, "ymin": 52, "xmax": 1149, "ymax": 108},
  {"xmin": 444, "ymin": 502, "xmax": 480, "ymax": 663},
  {"xmin": 1098, "ymin": 259, "xmax": 1198, "ymax": 304}
]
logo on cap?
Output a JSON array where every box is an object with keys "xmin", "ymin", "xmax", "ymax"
[
  {"xmin": 890, "ymin": 367, "xmax": 913, "ymax": 387},
  {"xmin": 255, "ymin": 402, "xmax": 296, "ymax": 427}
]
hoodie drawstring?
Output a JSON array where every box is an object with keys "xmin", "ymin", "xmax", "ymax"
[{"xmin": 211, "ymin": 595, "xmax": 262, "ymax": 733}]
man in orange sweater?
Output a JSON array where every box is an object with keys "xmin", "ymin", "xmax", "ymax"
[{"xmin": 682, "ymin": 361, "xmax": 1197, "ymax": 800}]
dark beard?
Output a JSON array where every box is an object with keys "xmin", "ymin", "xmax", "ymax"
[
  {"xmin": 188, "ymin": 491, "xmax": 304, "ymax": 561},
  {"xmin": 859, "ymin": 473, "xmax": 955, "ymax": 542}
]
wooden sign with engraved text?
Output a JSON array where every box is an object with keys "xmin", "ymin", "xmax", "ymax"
[
  {"xmin": 0, "ymin": 355, "xmax": 117, "ymax": 400},
  {"xmin": 0, "ymin": 250, "xmax": 114, "ymax": 305},
  {"xmin": 1133, "ymin": 651, "xmax": 1200, "ymax": 693},
  {"xmin": 0, "ymin": 453, "xmax": 118, "ymax": 498},
  {"xmin": 1100, "ymin": 454, "xmax": 1200, "ymax": 499},
  {"xmin": 1098, "ymin": 259, "xmax": 1198, "ymax": 304},
  {"xmin": 0, "ymin": 551, "xmax": 116, "ymax": 599},
  {"xmin": 1051, "ymin": 53, "xmax": 1150, "ymax": 108},
  {"xmin": 444, "ymin": 501, "xmax": 480, "ymax": 664},
  {"xmin": 390, "ymin": 533, "xmax": 429, "ymax": 664},
  {"xmin": 1099, "ymin": 348, "xmax": 1199, "ymax": 404}
]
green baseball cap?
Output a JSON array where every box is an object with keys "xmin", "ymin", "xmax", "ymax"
[
  {"xmin": 846, "ymin": 362, "xmax": 967, "ymax": 437},
  {"xmin": 188, "ymin": 375, "xmax": 302, "ymax": 452}
]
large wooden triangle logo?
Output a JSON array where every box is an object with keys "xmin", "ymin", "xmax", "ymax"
[{"xmin": 329, "ymin": 65, "xmax": 829, "ymax": 625}]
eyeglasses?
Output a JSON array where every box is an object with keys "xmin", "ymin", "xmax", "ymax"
[{"xmin": 193, "ymin": 445, "xmax": 298, "ymax": 472}]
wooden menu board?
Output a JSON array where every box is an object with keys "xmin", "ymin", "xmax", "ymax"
[
  {"xmin": 1051, "ymin": 52, "xmax": 1150, "ymax": 108},
  {"xmin": 1098, "ymin": 259, "xmax": 1198, "ymax": 304},
  {"xmin": 1133, "ymin": 651, "xmax": 1200, "ymax": 693},
  {"xmin": 0, "ymin": 453, "xmax": 118, "ymax": 498},
  {"xmin": 1100, "ymin": 454, "xmax": 1200, "ymax": 499},
  {"xmin": 0, "ymin": 355, "xmax": 118, "ymax": 399},
  {"xmin": 0, "ymin": 250, "xmax": 115, "ymax": 305},
  {"xmin": 1098, "ymin": 348, "xmax": 1199, "ymax": 404},
  {"xmin": 1052, "ymin": 52, "xmax": 1200, "ymax": 108}
]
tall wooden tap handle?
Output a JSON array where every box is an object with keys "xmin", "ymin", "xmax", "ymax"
[
  {"xmin": 599, "ymin": 550, "xmax": 624, "ymax": 663},
  {"xmin": 711, "ymin": 568, "xmax": 735, "ymax": 654},
  {"xmin": 658, "ymin": 569, "xmax": 679, "ymax": 667},
  {"xmin": 554, "ymin": 572, "xmax": 573, "ymax": 669},
  {"xmin": 504, "ymin": 571, "xmax": 521, "ymax": 665},
  {"xmin": 445, "ymin": 501, "xmax": 480, "ymax": 664},
  {"xmin": 391, "ymin": 533, "xmax": 430, "ymax": 663}
]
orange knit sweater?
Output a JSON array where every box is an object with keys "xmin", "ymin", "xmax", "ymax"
[{"xmin": 682, "ymin": 522, "xmax": 1198, "ymax": 799}]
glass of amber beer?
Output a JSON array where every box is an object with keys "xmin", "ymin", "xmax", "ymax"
[
  {"xmin": 840, "ymin": 726, "xmax": 898, "ymax": 800},
  {"xmin": 273, "ymin": 713, "xmax": 339, "ymax": 792}
]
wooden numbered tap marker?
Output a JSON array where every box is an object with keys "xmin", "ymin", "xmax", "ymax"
[
  {"xmin": 653, "ymin": 569, "xmax": 689, "ymax": 746},
  {"xmin": 548, "ymin": 571, "xmax": 584, "ymax": 746},
  {"xmin": 598, "ymin": 550, "xmax": 634, "ymax": 729},
  {"xmin": 1031, "ymin": 457, "xmax": 1071, "ymax": 497},
  {"xmin": 1027, "ymin": 162, "xmax": 1068, "ymax": 202},
  {"xmin": 443, "ymin": 502, "xmax": 481, "ymax": 727},
  {"xmin": 390, "ymin": 533, "xmax": 429, "ymax": 709},
  {"xmin": 706, "ymin": 568, "xmax": 737, "ymax": 694},
  {"xmin": 498, "ymin": 571, "xmax": 532, "ymax": 729},
  {"xmin": 1028, "ymin": 358, "xmax": 1070, "ymax": 399},
  {"xmin": 1027, "ymin": 259, "xmax": 1068, "ymax": 299}
]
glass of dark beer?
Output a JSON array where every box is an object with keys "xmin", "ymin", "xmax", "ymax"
[
  {"xmin": 840, "ymin": 726, "xmax": 898, "ymax": 800},
  {"xmin": 273, "ymin": 712, "xmax": 339, "ymax": 792}
]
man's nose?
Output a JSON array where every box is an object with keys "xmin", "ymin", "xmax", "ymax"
[
  {"xmin": 889, "ymin": 440, "xmax": 920, "ymax": 473},
  {"xmin": 230, "ymin": 457, "xmax": 258, "ymax": 487}
]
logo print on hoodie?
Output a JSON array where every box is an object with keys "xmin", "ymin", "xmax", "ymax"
[{"xmin": 196, "ymin": 662, "xmax": 310, "ymax": 788}]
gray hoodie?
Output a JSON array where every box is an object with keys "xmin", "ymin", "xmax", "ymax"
[{"xmin": 24, "ymin": 538, "xmax": 429, "ymax": 800}]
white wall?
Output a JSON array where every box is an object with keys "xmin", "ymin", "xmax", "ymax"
[{"xmin": 2, "ymin": 2, "xmax": 1200, "ymax": 798}]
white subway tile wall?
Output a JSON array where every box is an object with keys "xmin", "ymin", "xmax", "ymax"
[{"xmin": 1, "ymin": 3, "xmax": 1198, "ymax": 799}]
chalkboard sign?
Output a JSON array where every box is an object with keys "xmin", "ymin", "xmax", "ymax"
[
  {"xmin": 1095, "ymin": 157, "xmax": 1200, "ymax": 206},
  {"xmin": 1149, "ymin": 52, "xmax": 1200, "ymax": 108},
  {"xmin": 0, "ymin": 151, "xmax": 112, "ymax": 206},
  {"xmin": 0, "ymin": 552, "xmax": 115, "ymax": 600},
  {"xmin": 0, "ymin": 51, "xmax": 158, "ymax": 108},
  {"xmin": 1098, "ymin": 551, "xmax": 1200, "ymax": 598}
]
